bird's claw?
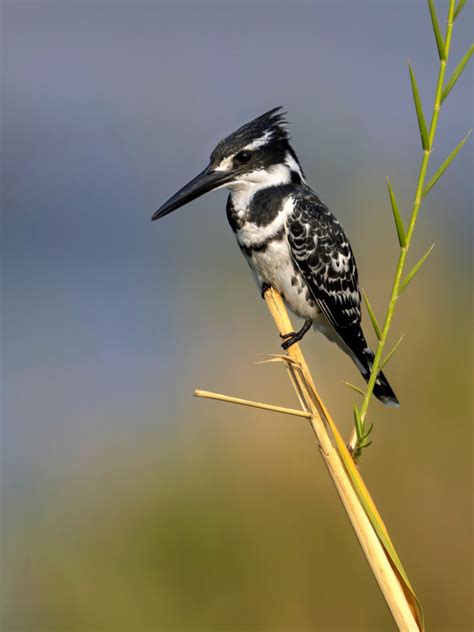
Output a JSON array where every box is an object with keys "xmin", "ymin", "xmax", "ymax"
[{"xmin": 281, "ymin": 333, "xmax": 298, "ymax": 350}]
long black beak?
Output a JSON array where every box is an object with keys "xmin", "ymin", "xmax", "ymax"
[{"xmin": 152, "ymin": 165, "xmax": 234, "ymax": 221}]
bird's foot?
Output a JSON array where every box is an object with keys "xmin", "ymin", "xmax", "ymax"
[
  {"xmin": 280, "ymin": 319, "xmax": 312, "ymax": 350},
  {"xmin": 260, "ymin": 283, "xmax": 272, "ymax": 299},
  {"xmin": 280, "ymin": 331, "xmax": 300, "ymax": 350}
]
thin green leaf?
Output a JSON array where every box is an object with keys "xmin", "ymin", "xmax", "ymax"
[
  {"xmin": 453, "ymin": 0, "xmax": 468, "ymax": 20},
  {"xmin": 343, "ymin": 381, "xmax": 366, "ymax": 397},
  {"xmin": 363, "ymin": 291, "xmax": 382, "ymax": 340},
  {"xmin": 353, "ymin": 403, "xmax": 363, "ymax": 441},
  {"xmin": 428, "ymin": 0, "xmax": 447, "ymax": 60},
  {"xmin": 409, "ymin": 62, "xmax": 430, "ymax": 151},
  {"xmin": 381, "ymin": 334, "xmax": 405, "ymax": 370},
  {"xmin": 400, "ymin": 244, "xmax": 435, "ymax": 293},
  {"xmin": 441, "ymin": 45, "xmax": 474, "ymax": 103},
  {"xmin": 358, "ymin": 422, "xmax": 374, "ymax": 449},
  {"xmin": 364, "ymin": 421, "xmax": 374, "ymax": 438},
  {"xmin": 423, "ymin": 130, "xmax": 472, "ymax": 196},
  {"xmin": 387, "ymin": 179, "xmax": 407, "ymax": 247}
]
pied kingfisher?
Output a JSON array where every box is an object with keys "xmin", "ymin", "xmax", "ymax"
[{"xmin": 153, "ymin": 108, "xmax": 398, "ymax": 406}]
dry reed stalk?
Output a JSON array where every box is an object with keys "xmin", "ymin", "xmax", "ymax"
[
  {"xmin": 194, "ymin": 389, "xmax": 311, "ymax": 419},
  {"xmin": 263, "ymin": 289, "xmax": 421, "ymax": 630},
  {"xmin": 195, "ymin": 287, "xmax": 423, "ymax": 630}
]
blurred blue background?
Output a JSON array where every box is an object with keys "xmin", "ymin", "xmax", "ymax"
[{"xmin": 2, "ymin": 1, "xmax": 472, "ymax": 629}]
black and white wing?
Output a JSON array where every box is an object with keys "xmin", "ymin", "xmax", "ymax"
[
  {"xmin": 286, "ymin": 189, "xmax": 361, "ymax": 335},
  {"xmin": 286, "ymin": 188, "xmax": 399, "ymax": 408}
]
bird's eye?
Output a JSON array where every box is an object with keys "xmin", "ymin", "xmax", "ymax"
[{"xmin": 235, "ymin": 150, "xmax": 252, "ymax": 164}]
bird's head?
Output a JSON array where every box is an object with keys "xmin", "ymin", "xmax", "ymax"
[{"xmin": 152, "ymin": 107, "xmax": 304, "ymax": 221}]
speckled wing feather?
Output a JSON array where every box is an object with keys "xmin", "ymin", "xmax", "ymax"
[{"xmin": 286, "ymin": 188, "xmax": 361, "ymax": 334}]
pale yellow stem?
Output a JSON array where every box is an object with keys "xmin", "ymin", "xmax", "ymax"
[
  {"xmin": 193, "ymin": 389, "xmax": 311, "ymax": 419},
  {"xmin": 263, "ymin": 288, "xmax": 420, "ymax": 631}
]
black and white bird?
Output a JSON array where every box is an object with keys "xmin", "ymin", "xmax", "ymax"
[{"xmin": 152, "ymin": 108, "xmax": 399, "ymax": 406}]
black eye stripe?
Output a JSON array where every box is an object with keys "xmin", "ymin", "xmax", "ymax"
[{"xmin": 235, "ymin": 150, "xmax": 252, "ymax": 164}]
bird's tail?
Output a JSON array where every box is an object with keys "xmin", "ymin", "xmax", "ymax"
[{"xmin": 341, "ymin": 326, "xmax": 400, "ymax": 408}]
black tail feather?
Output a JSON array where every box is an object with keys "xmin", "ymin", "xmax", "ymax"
[
  {"xmin": 366, "ymin": 359, "xmax": 399, "ymax": 407},
  {"xmin": 342, "ymin": 326, "xmax": 400, "ymax": 407}
]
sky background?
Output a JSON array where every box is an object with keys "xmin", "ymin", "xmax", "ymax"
[{"xmin": 2, "ymin": 1, "xmax": 473, "ymax": 630}]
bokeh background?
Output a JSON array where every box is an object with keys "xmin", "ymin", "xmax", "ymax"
[{"xmin": 2, "ymin": 1, "xmax": 473, "ymax": 630}]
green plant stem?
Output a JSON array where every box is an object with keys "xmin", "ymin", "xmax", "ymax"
[{"xmin": 349, "ymin": 0, "xmax": 456, "ymax": 456}]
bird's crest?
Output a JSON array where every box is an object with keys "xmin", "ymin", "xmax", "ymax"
[{"xmin": 211, "ymin": 107, "xmax": 289, "ymax": 163}]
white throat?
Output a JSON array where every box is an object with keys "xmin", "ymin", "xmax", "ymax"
[{"xmin": 227, "ymin": 155, "xmax": 304, "ymax": 211}]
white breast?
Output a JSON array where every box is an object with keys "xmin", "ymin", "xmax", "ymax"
[{"xmin": 250, "ymin": 237, "xmax": 319, "ymax": 322}]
